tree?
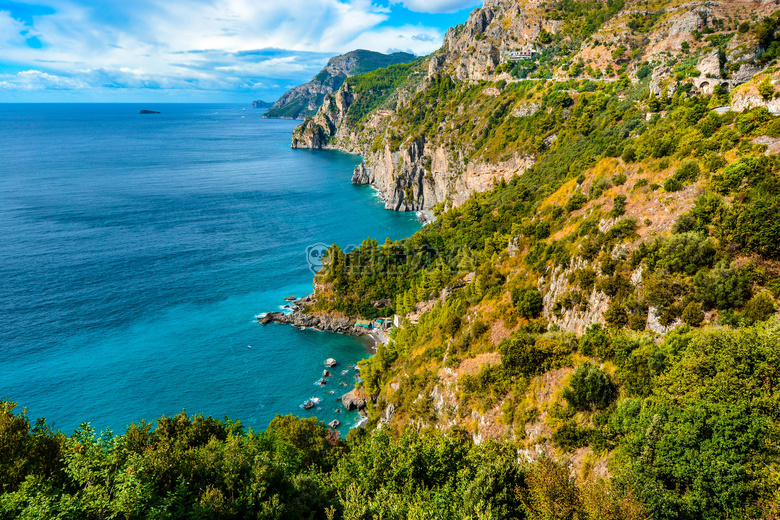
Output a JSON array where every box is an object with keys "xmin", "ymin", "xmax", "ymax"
[
  {"xmin": 579, "ymin": 324, "xmax": 612, "ymax": 359},
  {"xmin": 621, "ymin": 144, "xmax": 636, "ymax": 163},
  {"xmin": 562, "ymin": 362, "xmax": 617, "ymax": 411},
  {"xmin": 604, "ymin": 300, "xmax": 629, "ymax": 328},
  {"xmin": 267, "ymin": 414, "xmax": 329, "ymax": 469}
]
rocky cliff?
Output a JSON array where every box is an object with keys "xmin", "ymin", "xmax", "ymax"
[
  {"xmin": 291, "ymin": 0, "xmax": 778, "ymax": 212},
  {"xmin": 264, "ymin": 50, "xmax": 416, "ymax": 120}
]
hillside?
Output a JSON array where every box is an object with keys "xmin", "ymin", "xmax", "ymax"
[
  {"xmin": 291, "ymin": 0, "xmax": 780, "ymax": 517},
  {"xmin": 293, "ymin": 0, "xmax": 780, "ymax": 210},
  {"xmin": 4, "ymin": 1, "xmax": 780, "ymax": 518},
  {"xmin": 263, "ymin": 50, "xmax": 416, "ymax": 120}
]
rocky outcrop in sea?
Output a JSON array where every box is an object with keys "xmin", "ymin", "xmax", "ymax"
[{"xmin": 258, "ymin": 294, "xmax": 372, "ymax": 336}]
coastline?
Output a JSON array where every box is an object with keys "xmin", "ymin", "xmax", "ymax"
[{"xmin": 258, "ymin": 294, "xmax": 389, "ymax": 350}]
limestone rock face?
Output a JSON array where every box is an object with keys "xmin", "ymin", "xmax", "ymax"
[
  {"xmin": 352, "ymin": 163, "xmax": 371, "ymax": 185},
  {"xmin": 290, "ymin": 0, "xmax": 777, "ymax": 213},
  {"xmin": 341, "ymin": 389, "xmax": 370, "ymax": 411},
  {"xmin": 731, "ymin": 71, "xmax": 780, "ymax": 115}
]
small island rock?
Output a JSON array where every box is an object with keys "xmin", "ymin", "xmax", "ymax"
[
  {"xmin": 323, "ymin": 370, "xmax": 331, "ymax": 377},
  {"xmin": 139, "ymin": 110, "xmax": 160, "ymax": 114},
  {"xmin": 328, "ymin": 419, "xmax": 340, "ymax": 429},
  {"xmin": 324, "ymin": 358, "xmax": 338, "ymax": 367}
]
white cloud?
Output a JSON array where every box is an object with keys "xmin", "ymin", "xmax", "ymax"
[
  {"xmin": 0, "ymin": 70, "xmax": 88, "ymax": 90},
  {"xmin": 0, "ymin": 0, "xmax": 458, "ymax": 100},
  {"xmin": 342, "ymin": 24, "xmax": 443, "ymax": 55},
  {"xmin": 391, "ymin": 0, "xmax": 481, "ymax": 14}
]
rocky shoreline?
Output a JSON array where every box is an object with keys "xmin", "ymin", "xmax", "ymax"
[{"xmin": 257, "ymin": 294, "xmax": 374, "ymax": 338}]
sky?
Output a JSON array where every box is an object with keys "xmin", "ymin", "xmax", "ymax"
[{"xmin": 0, "ymin": 0, "xmax": 481, "ymax": 102}]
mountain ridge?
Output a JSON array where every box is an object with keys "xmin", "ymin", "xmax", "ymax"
[
  {"xmin": 263, "ymin": 49, "xmax": 417, "ymax": 120},
  {"xmin": 292, "ymin": 0, "xmax": 780, "ymax": 210}
]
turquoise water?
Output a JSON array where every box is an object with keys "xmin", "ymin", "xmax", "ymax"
[{"xmin": 0, "ymin": 104, "xmax": 420, "ymax": 434}]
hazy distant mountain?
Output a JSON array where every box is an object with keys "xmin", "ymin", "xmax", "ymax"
[{"xmin": 263, "ymin": 49, "xmax": 416, "ymax": 120}]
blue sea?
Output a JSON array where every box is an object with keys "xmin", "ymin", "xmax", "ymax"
[{"xmin": 0, "ymin": 103, "xmax": 420, "ymax": 435}]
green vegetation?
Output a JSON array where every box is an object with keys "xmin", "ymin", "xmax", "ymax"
[
  {"xmin": 302, "ymin": 39, "xmax": 780, "ymax": 515},
  {"xmin": 343, "ymin": 61, "xmax": 421, "ymax": 126},
  {"xmin": 1, "ymin": 403, "xmax": 657, "ymax": 519},
  {"xmin": 265, "ymin": 51, "xmax": 417, "ymax": 120},
  {"xmin": 11, "ymin": 3, "xmax": 780, "ymax": 517}
]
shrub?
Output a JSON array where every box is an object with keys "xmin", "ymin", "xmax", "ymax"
[
  {"xmin": 535, "ymin": 221, "xmax": 551, "ymax": 240},
  {"xmin": 562, "ymin": 362, "xmax": 617, "ymax": 411},
  {"xmin": 758, "ymin": 78, "xmax": 775, "ymax": 101},
  {"xmin": 609, "ymin": 194, "xmax": 627, "ymax": 218},
  {"xmin": 443, "ymin": 314, "xmax": 462, "ymax": 336},
  {"xmin": 725, "ymin": 193, "xmax": 780, "ymax": 258},
  {"xmin": 693, "ymin": 262, "xmax": 753, "ymax": 310},
  {"xmin": 621, "ymin": 145, "xmax": 636, "ymax": 163},
  {"xmin": 611, "ymin": 173, "xmax": 627, "ymax": 186},
  {"xmin": 629, "ymin": 313, "xmax": 648, "ymax": 331},
  {"xmin": 736, "ymin": 107, "xmax": 771, "ymax": 135},
  {"xmin": 589, "ymin": 177, "xmax": 612, "ymax": 200},
  {"xmin": 681, "ymin": 301, "xmax": 705, "ymax": 327},
  {"xmin": 500, "ymin": 334, "xmax": 572, "ymax": 377},
  {"xmin": 552, "ymin": 420, "xmax": 589, "ymax": 450},
  {"xmin": 565, "ymin": 191, "xmax": 588, "ymax": 212},
  {"xmin": 580, "ymin": 324, "xmax": 612, "ymax": 359},
  {"xmin": 743, "ymin": 292, "xmax": 776, "ymax": 322},
  {"xmin": 765, "ymin": 119, "xmax": 780, "ymax": 138},
  {"xmin": 654, "ymin": 232, "xmax": 716, "ymax": 275},
  {"xmin": 663, "ymin": 177, "xmax": 683, "ymax": 192},
  {"xmin": 672, "ymin": 212, "xmax": 697, "ymax": 234},
  {"xmin": 473, "ymin": 320, "xmax": 490, "ymax": 337},
  {"xmin": 604, "ymin": 218, "xmax": 639, "ymax": 245},
  {"xmin": 512, "ymin": 288, "xmax": 544, "ymax": 319},
  {"xmin": 674, "ymin": 160, "xmax": 700, "ymax": 183},
  {"xmin": 604, "ymin": 300, "xmax": 629, "ymax": 328}
]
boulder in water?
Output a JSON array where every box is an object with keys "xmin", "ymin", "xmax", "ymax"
[
  {"xmin": 324, "ymin": 358, "xmax": 338, "ymax": 367},
  {"xmin": 328, "ymin": 419, "xmax": 340, "ymax": 429}
]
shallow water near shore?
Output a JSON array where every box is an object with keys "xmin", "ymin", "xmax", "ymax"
[{"xmin": 0, "ymin": 103, "xmax": 420, "ymax": 434}]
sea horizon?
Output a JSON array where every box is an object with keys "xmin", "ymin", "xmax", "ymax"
[{"xmin": 0, "ymin": 103, "xmax": 420, "ymax": 434}]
